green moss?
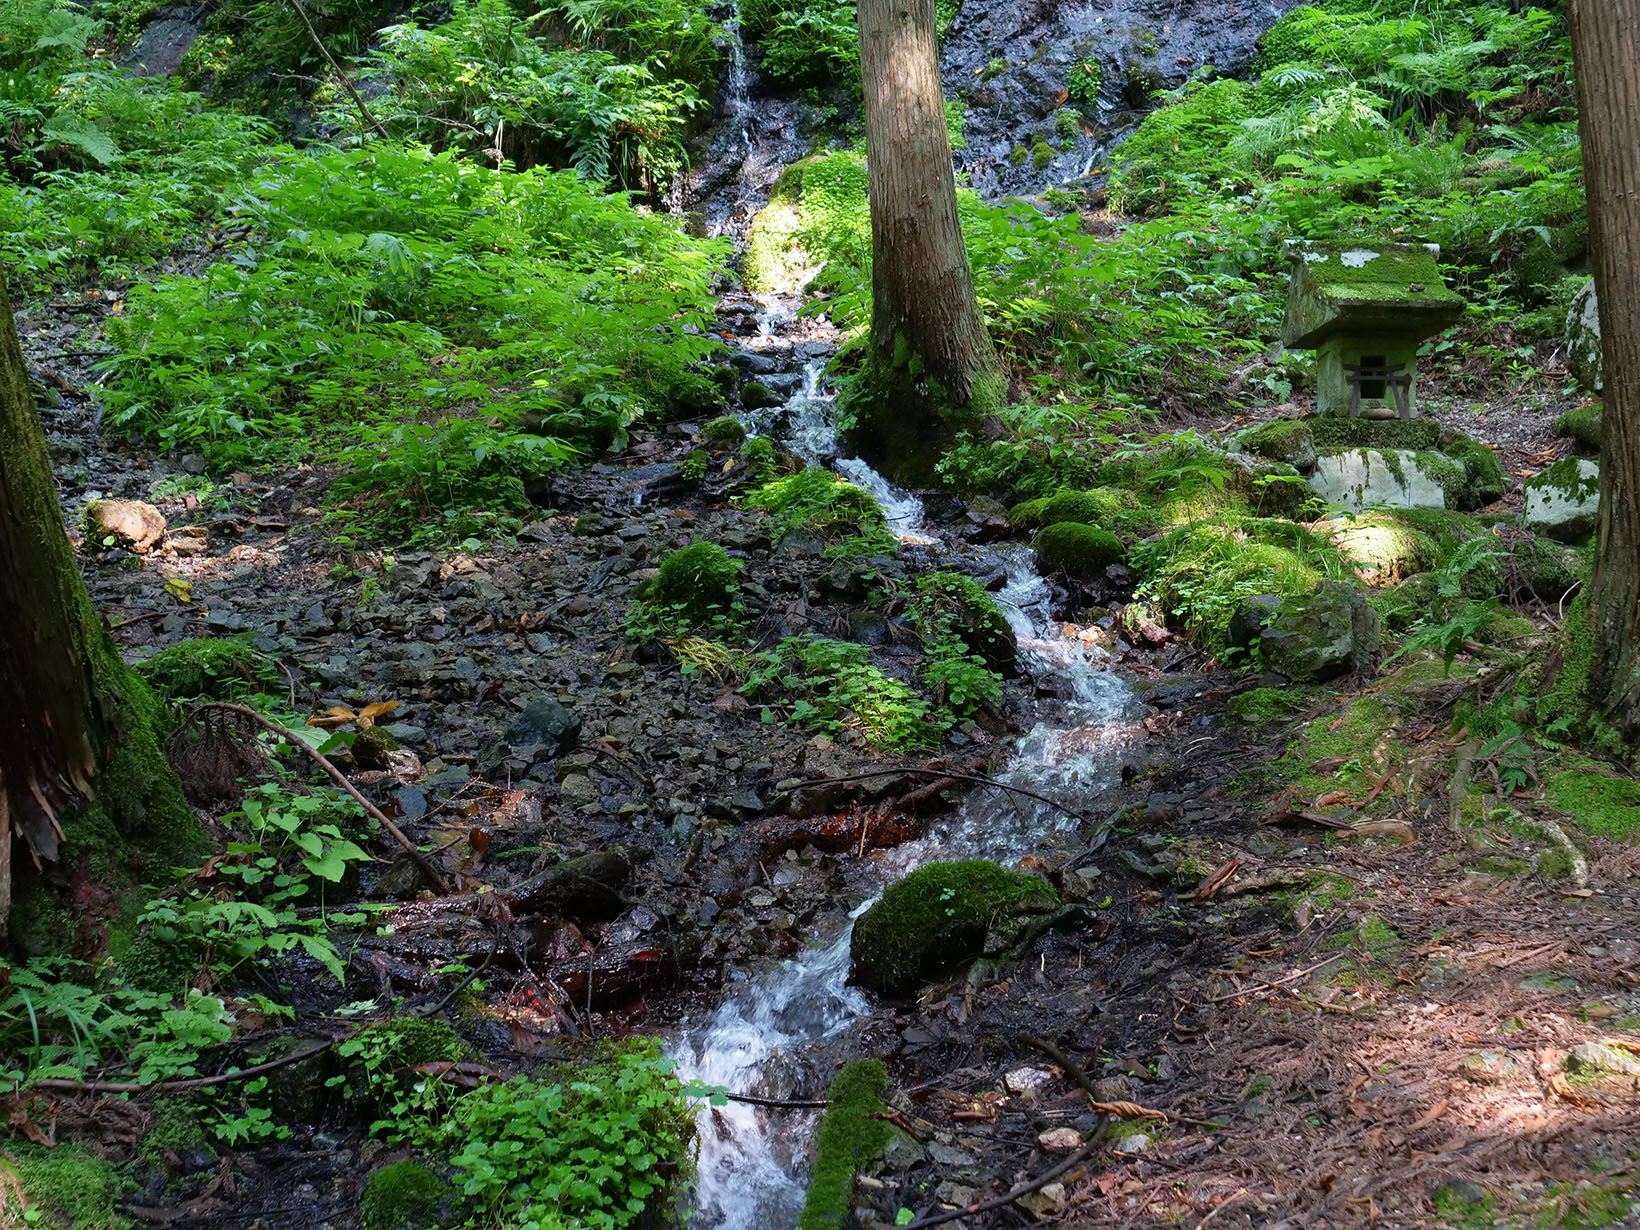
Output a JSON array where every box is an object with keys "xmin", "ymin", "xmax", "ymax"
[
  {"xmin": 1442, "ymin": 436, "xmax": 1506, "ymax": 510},
  {"xmin": 119, "ymin": 925, "xmax": 204, "ymax": 992},
  {"xmin": 1031, "ymin": 141, "xmax": 1054, "ymax": 171},
  {"xmin": 1432, "ymin": 1181, "xmax": 1495, "ymax": 1229},
  {"xmin": 701, "ymin": 416, "xmax": 748, "ymax": 448},
  {"xmin": 797, "ymin": 1061, "xmax": 894, "ymax": 1230},
  {"xmin": 1330, "ymin": 514, "xmax": 1439, "ymax": 585},
  {"xmin": 850, "ymin": 860, "xmax": 1059, "ymax": 995},
  {"xmin": 1033, "ymin": 522, "xmax": 1124, "ymax": 577},
  {"xmin": 361, "ymin": 1160, "xmax": 452, "ymax": 1230},
  {"xmin": 136, "ymin": 635, "xmax": 279, "ymax": 703},
  {"xmin": 1226, "ymin": 687, "xmax": 1306, "ymax": 723},
  {"xmin": 142, "ymin": 1098, "xmax": 216, "ymax": 1165},
  {"xmin": 1549, "ymin": 768, "xmax": 1640, "ymax": 840},
  {"xmin": 1309, "ymin": 418, "xmax": 1440, "ymax": 451},
  {"xmin": 747, "ymin": 467, "xmax": 888, "ymax": 543},
  {"xmin": 1239, "ymin": 418, "xmax": 1314, "ymax": 464},
  {"xmin": 643, "ymin": 541, "xmax": 744, "ymax": 624},
  {"xmin": 1278, "ymin": 697, "xmax": 1395, "ymax": 794},
  {"xmin": 744, "ymin": 152, "xmax": 871, "ymax": 294},
  {"xmin": 1298, "ymin": 243, "xmax": 1464, "ymax": 308},
  {"xmin": 1555, "ymin": 403, "xmax": 1602, "ymax": 453},
  {"xmin": 913, "ymin": 571, "xmax": 1016, "ymax": 671},
  {"xmin": 1536, "ymin": 456, "xmax": 1601, "ymax": 503},
  {"xmin": 1513, "ymin": 535, "xmax": 1588, "ymax": 602},
  {"xmin": 1008, "ymin": 497, "xmax": 1050, "ymax": 531},
  {"xmin": 10, "ymin": 1148, "xmax": 131, "ymax": 1229}
]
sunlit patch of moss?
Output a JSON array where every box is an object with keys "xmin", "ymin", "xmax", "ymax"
[
  {"xmin": 1277, "ymin": 697, "xmax": 1395, "ymax": 794},
  {"xmin": 8, "ymin": 1148, "xmax": 130, "ymax": 1229},
  {"xmin": 1226, "ymin": 687, "xmax": 1308, "ymax": 723},
  {"xmin": 797, "ymin": 1061, "xmax": 893, "ymax": 1230},
  {"xmin": 1549, "ymin": 767, "xmax": 1640, "ymax": 840}
]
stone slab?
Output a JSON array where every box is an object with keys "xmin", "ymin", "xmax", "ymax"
[{"xmin": 1310, "ymin": 449, "xmax": 1448, "ymax": 510}]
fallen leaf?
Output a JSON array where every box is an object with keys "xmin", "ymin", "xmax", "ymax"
[
  {"xmin": 1408, "ymin": 1099, "xmax": 1448, "ymax": 1130},
  {"xmin": 307, "ymin": 706, "xmax": 358, "ymax": 729},
  {"xmin": 356, "ymin": 700, "xmax": 399, "ymax": 728}
]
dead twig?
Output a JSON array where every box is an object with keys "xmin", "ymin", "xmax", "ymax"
[
  {"xmin": 898, "ymin": 1132, "xmax": 1108, "ymax": 1229},
  {"xmin": 286, "ymin": 0, "xmax": 392, "ymax": 140},
  {"xmin": 191, "ymin": 702, "xmax": 448, "ymax": 894},
  {"xmin": 782, "ymin": 769, "xmax": 1107, "ymax": 836}
]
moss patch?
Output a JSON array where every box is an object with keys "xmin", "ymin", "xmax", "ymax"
[
  {"xmin": 137, "ymin": 635, "xmax": 279, "ymax": 703},
  {"xmin": 1442, "ymin": 436, "xmax": 1506, "ymax": 510},
  {"xmin": 1328, "ymin": 513, "xmax": 1440, "ymax": 586},
  {"xmin": 1278, "ymin": 697, "xmax": 1396, "ymax": 794},
  {"xmin": 642, "ymin": 541, "xmax": 744, "ymax": 626},
  {"xmin": 1308, "ymin": 418, "xmax": 1440, "ymax": 452},
  {"xmin": 1549, "ymin": 768, "xmax": 1640, "ymax": 840},
  {"xmin": 701, "ymin": 416, "xmax": 747, "ymax": 448},
  {"xmin": 850, "ymin": 860, "xmax": 1058, "ymax": 995},
  {"xmin": 360, "ymin": 1160, "xmax": 453, "ymax": 1230},
  {"xmin": 1555, "ymin": 402, "xmax": 1602, "ymax": 452},
  {"xmin": 1033, "ymin": 522, "xmax": 1124, "ymax": 578},
  {"xmin": 796, "ymin": 1060, "xmax": 894, "ymax": 1230},
  {"xmin": 1227, "ymin": 687, "xmax": 1307, "ymax": 723},
  {"xmin": 9, "ymin": 1148, "xmax": 130, "ymax": 1229}
]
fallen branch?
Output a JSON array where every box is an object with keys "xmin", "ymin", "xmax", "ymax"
[
  {"xmin": 780, "ymin": 769, "xmax": 1107, "ymax": 835},
  {"xmin": 23, "ymin": 1040, "xmax": 334, "ymax": 1096},
  {"xmin": 191, "ymin": 702, "xmax": 448, "ymax": 894},
  {"xmin": 1206, "ymin": 954, "xmax": 1344, "ymax": 1004},
  {"xmin": 898, "ymin": 1132, "xmax": 1108, "ymax": 1229},
  {"xmin": 287, "ymin": 0, "xmax": 392, "ymax": 140}
]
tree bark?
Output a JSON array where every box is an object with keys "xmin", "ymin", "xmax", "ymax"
[
  {"xmin": 1569, "ymin": 0, "xmax": 1640, "ymax": 733},
  {"xmin": 0, "ymin": 269, "xmax": 196, "ymax": 947},
  {"xmin": 852, "ymin": 0, "xmax": 1003, "ymax": 475}
]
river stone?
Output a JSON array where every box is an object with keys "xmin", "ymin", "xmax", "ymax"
[
  {"xmin": 1523, "ymin": 459, "xmax": 1600, "ymax": 543},
  {"xmin": 1310, "ymin": 449, "xmax": 1448, "ymax": 510},
  {"xmin": 1566, "ymin": 277, "xmax": 1602, "ymax": 392},
  {"xmin": 83, "ymin": 498, "xmax": 166, "ymax": 553},
  {"xmin": 1258, "ymin": 582, "xmax": 1381, "ymax": 682}
]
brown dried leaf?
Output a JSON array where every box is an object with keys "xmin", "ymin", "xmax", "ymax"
[
  {"xmin": 306, "ymin": 706, "xmax": 357, "ymax": 729},
  {"xmin": 355, "ymin": 700, "xmax": 399, "ymax": 728}
]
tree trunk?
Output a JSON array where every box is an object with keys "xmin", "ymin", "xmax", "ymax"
[
  {"xmin": 1569, "ymin": 0, "xmax": 1640, "ymax": 734},
  {"xmin": 851, "ymin": 0, "xmax": 1003, "ymax": 476},
  {"xmin": 0, "ymin": 269, "xmax": 197, "ymax": 949}
]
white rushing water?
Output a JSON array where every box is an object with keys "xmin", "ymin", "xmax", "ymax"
[{"xmin": 671, "ymin": 303, "xmax": 1142, "ymax": 1228}]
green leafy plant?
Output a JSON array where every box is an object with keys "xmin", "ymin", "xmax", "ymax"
[{"xmin": 743, "ymin": 636, "xmax": 935, "ymax": 750}]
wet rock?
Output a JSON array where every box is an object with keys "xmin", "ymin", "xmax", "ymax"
[
  {"xmin": 728, "ymin": 351, "xmax": 778, "ymax": 376},
  {"xmin": 83, "ymin": 498, "xmax": 166, "ymax": 553},
  {"xmin": 740, "ymin": 380, "xmax": 782, "ymax": 409},
  {"xmin": 499, "ymin": 696, "xmax": 581, "ymax": 761},
  {"xmin": 560, "ymin": 774, "xmax": 599, "ymax": 807},
  {"xmin": 1523, "ymin": 458, "xmax": 1600, "ymax": 543},
  {"xmin": 965, "ymin": 495, "xmax": 1012, "ymax": 542},
  {"xmin": 1258, "ymin": 582, "xmax": 1381, "ymax": 682},
  {"xmin": 121, "ymin": 6, "xmax": 203, "ymax": 76},
  {"xmin": 1310, "ymin": 449, "xmax": 1449, "ymax": 510},
  {"xmin": 1457, "ymin": 1050, "xmax": 1523, "ymax": 1084}
]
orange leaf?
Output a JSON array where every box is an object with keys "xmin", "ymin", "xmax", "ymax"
[
  {"xmin": 307, "ymin": 706, "xmax": 357, "ymax": 728},
  {"xmin": 356, "ymin": 700, "xmax": 399, "ymax": 728}
]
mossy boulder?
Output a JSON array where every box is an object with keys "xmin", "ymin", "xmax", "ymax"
[
  {"xmin": 1008, "ymin": 496, "xmax": 1049, "ymax": 531},
  {"xmin": 1033, "ymin": 522, "xmax": 1124, "ymax": 578},
  {"xmin": 83, "ymin": 497, "xmax": 166, "ymax": 553},
  {"xmin": 914, "ymin": 571, "xmax": 1017, "ymax": 672},
  {"xmin": 740, "ymin": 380, "xmax": 782, "ymax": 410},
  {"xmin": 1258, "ymin": 581, "xmax": 1382, "ymax": 682},
  {"xmin": 1512, "ymin": 535, "xmax": 1589, "ymax": 603},
  {"xmin": 361, "ymin": 1160, "xmax": 455, "ymax": 1230},
  {"xmin": 1308, "ymin": 417, "xmax": 1440, "ymax": 452},
  {"xmin": 1239, "ymin": 419, "xmax": 1317, "ymax": 472},
  {"xmin": 701, "ymin": 416, "xmax": 748, "ymax": 448},
  {"xmin": 796, "ymin": 1061, "xmax": 894, "ymax": 1230},
  {"xmin": 748, "ymin": 466, "xmax": 887, "ymax": 542},
  {"xmin": 1523, "ymin": 458, "xmax": 1600, "ymax": 543},
  {"xmin": 850, "ymin": 860, "xmax": 1058, "ymax": 995},
  {"xmin": 1327, "ymin": 514, "xmax": 1440, "ymax": 586},
  {"xmin": 642, "ymin": 541, "xmax": 743, "ymax": 624},
  {"xmin": 137, "ymin": 636, "xmax": 280, "ymax": 703},
  {"xmin": 1442, "ymin": 436, "xmax": 1506, "ymax": 510},
  {"xmin": 1555, "ymin": 402, "xmax": 1602, "ymax": 453}
]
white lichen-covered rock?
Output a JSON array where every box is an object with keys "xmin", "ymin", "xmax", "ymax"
[
  {"xmin": 1310, "ymin": 449, "xmax": 1448, "ymax": 510},
  {"xmin": 1565, "ymin": 277, "xmax": 1602, "ymax": 392},
  {"xmin": 1523, "ymin": 458, "xmax": 1600, "ymax": 543},
  {"xmin": 82, "ymin": 498, "xmax": 166, "ymax": 553}
]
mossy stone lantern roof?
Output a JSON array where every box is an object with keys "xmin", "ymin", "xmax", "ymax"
[{"xmin": 1280, "ymin": 240, "xmax": 1465, "ymax": 349}]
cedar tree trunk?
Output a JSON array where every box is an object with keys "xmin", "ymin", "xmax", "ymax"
[
  {"xmin": 851, "ymin": 0, "xmax": 1003, "ymax": 475},
  {"xmin": 0, "ymin": 268, "xmax": 195, "ymax": 948},
  {"xmin": 1570, "ymin": 0, "xmax": 1640, "ymax": 733}
]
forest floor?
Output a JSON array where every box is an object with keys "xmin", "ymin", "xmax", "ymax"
[{"xmin": 16, "ymin": 280, "xmax": 1640, "ymax": 1230}]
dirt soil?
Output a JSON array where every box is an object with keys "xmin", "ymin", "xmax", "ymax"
[{"xmin": 12, "ymin": 289, "xmax": 1640, "ymax": 1230}]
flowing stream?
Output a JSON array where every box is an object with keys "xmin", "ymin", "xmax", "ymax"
[{"xmin": 669, "ymin": 298, "xmax": 1144, "ymax": 1228}]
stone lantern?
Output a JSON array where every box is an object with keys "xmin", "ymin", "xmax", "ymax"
[{"xmin": 1280, "ymin": 241, "xmax": 1465, "ymax": 419}]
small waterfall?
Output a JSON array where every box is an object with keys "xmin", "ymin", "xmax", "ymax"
[{"xmin": 673, "ymin": 305, "xmax": 1142, "ymax": 1226}]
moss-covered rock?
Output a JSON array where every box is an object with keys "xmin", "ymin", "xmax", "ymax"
[
  {"xmin": 1549, "ymin": 767, "xmax": 1640, "ymax": 840},
  {"xmin": 913, "ymin": 571, "xmax": 1017, "ymax": 672},
  {"xmin": 701, "ymin": 416, "xmax": 748, "ymax": 448},
  {"xmin": 642, "ymin": 541, "xmax": 743, "ymax": 624},
  {"xmin": 1442, "ymin": 436, "xmax": 1506, "ymax": 510},
  {"xmin": 1036, "ymin": 489, "xmax": 1106, "ymax": 526},
  {"xmin": 748, "ymin": 466, "xmax": 888, "ymax": 542},
  {"xmin": 1523, "ymin": 458, "xmax": 1600, "ymax": 542},
  {"xmin": 1554, "ymin": 402, "xmax": 1602, "ymax": 453},
  {"xmin": 1258, "ymin": 581, "xmax": 1382, "ymax": 682},
  {"xmin": 360, "ymin": 1160, "xmax": 454, "ymax": 1230},
  {"xmin": 9, "ymin": 1148, "xmax": 129, "ymax": 1229},
  {"xmin": 796, "ymin": 1061, "xmax": 894, "ymax": 1230},
  {"xmin": 1033, "ymin": 522, "xmax": 1124, "ymax": 578},
  {"xmin": 1008, "ymin": 496, "xmax": 1050, "ymax": 531},
  {"xmin": 850, "ymin": 860, "xmax": 1058, "ymax": 995},
  {"xmin": 1512, "ymin": 535, "xmax": 1589, "ymax": 603},
  {"xmin": 1239, "ymin": 419, "xmax": 1316, "ymax": 471},
  {"xmin": 1328, "ymin": 514, "xmax": 1440, "ymax": 586},
  {"xmin": 739, "ymin": 435, "xmax": 782, "ymax": 482},
  {"xmin": 1308, "ymin": 417, "xmax": 1441, "ymax": 452},
  {"xmin": 136, "ymin": 636, "xmax": 280, "ymax": 703}
]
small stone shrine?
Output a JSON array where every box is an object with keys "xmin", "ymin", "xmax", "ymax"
[{"xmin": 1281, "ymin": 241, "xmax": 1465, "ymax": 419}]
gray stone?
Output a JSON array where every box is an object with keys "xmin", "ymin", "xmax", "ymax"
[
  {"xmin": 1258, "ymin": 582, "xmax": 1381, "ymax": 682},
  {"xmin": 507, "ymin": 696, "xmax": 581, "ymax": 755},
  {"xmin": 121, "ymin": 8, "xmax": 203, "ymax": 77},
  {"xmin": 1310, "ymin": 449, "xmax": 1448, "ymax": 510},
  {"xmin": 560, "ymin": 774, "xmax": 598, "ymax": 807},
  {"xmin": 1565, "ymin": 1042, "xmax": 1640, "ymax": 1078},
  {"xmin": 383, "ymin": 722, "xmax": 427, "ymax": 747},
  {"xmin": 1566, "ymin": 277, "xmax": 1602, "ymax": 392},
  {"xmin": 83, "ymin": 498, "xmax": 166, "ymax": 553},
  {"xmin": 1523, "ymin": 459, "xmax": 1600, "ymax": 543}
]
